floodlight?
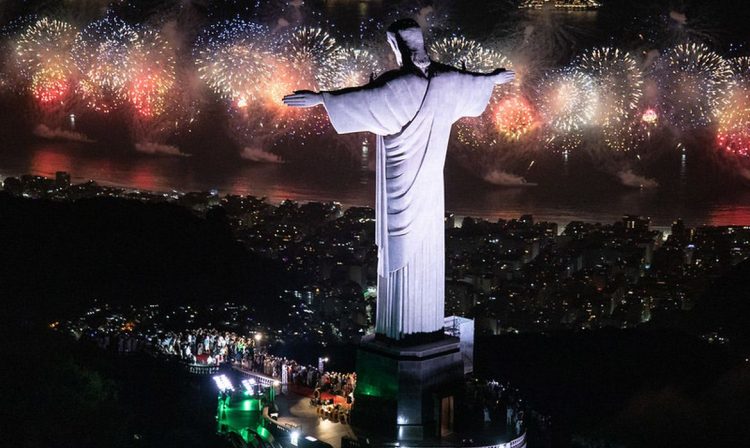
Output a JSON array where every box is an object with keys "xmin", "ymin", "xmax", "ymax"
[
  {"xmin": 212, "ymin": 374, "xmax": 234, "ymax": 392},
  {"xmin": 291, "ymin": 431, "xmax": 300, "ymax": 447},
  {"xmin": 241, "ymin": 379, "xmax": 256, "ymax": 394}
]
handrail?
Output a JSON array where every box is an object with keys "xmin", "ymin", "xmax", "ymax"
[
  {"xmin": 184, "ymin": 362, "xmax": 221, "ymax": 375},
  {"xmin": 232, "ymin": 365, "xmax": 279, "ymax": 387},
  {"xmin": 470, "ymin": 432, "xmax": 527, "ymax": 448}
]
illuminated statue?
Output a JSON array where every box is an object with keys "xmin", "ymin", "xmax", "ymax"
[{"xmin": 284, "ymin": 19, "xmax": 514, "ymax": 340}]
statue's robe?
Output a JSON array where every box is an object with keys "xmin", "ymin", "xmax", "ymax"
[{"xmin": 322, "ymin": 64, "xmax": 497, "ymax": 340}]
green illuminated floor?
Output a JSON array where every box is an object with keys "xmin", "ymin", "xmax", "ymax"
[{"xmin": 216, "ymin": 392, "xmax": 270, "ymax": 446}]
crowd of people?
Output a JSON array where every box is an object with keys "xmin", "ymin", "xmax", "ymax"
[
  {"xmin": 154, "ymin": 329, "xmax": 357, "ymax": 398},
  {"xmin": 240, "ymin": 352, "xmax": 356, "ymax": 399},
  {"xmin": 79, "ymin": 326, "xmax": 357, "ymax": 399},
  {"xmin": 155, "ymin": 329, "xmax": 252, "ymax": 365}
]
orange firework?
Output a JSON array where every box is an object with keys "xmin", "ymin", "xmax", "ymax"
[
  {"xmin": 261, "ymin": 61, "xmax": 301, "ymax": 114},
  {"xmin": 641, "ymin": 108, "xmax": 658, "ymax": 124},
  {"xmin": 124, "ymin": 29, "xmax": 175, "ymax": 118},
  {"xmin": 30, "ymin": 67, "xmax": 70, "ymax": 104},
  {"xmin": 14, "ymin": 18, "xmax": 78, "ymax": 107},
  {"xmin": 494, "ymin": 95, "xmax": 536, "ymax": 140},
  {"xmin": 717, "ymin": 86, "xmax": 750, "ymax": 158},
  {"xmin": 259, "ymin": 59, "xmax": 331, "ymax": 141},
  {"xmin": 127, "ymin": 73, "xmax": 170, "ymax": 118}
]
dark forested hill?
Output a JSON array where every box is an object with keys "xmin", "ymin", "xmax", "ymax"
[{"xmin": 0, "ymin": 193, "xmax": 286, "ymax": 325}]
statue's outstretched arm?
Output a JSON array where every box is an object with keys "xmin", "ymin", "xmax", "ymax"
[
  {"xmin": 463, "ymin": 68, "xmax": 516, "ymax": 85},
  {"xmin": 282, "ymin": 90, "xmax": 323, "ymax": 108},
  {"xmin": 450, "ymin": 68, "xmax": 516, "ymax": 121},
  {"xmin": 282, "ymin": 83, "xmax": 376, "ymax": 109}
]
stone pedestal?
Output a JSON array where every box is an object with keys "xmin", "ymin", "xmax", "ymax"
[{"xmin": 353, "ymin": 334, "xmax": 464, "ymax": 441}]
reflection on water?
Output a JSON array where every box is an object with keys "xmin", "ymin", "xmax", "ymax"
[
  {"xmin": 680, "ymin": 151, "xmax": 687, "ymax": 188},
  {"xmin": 30, "ymin": 148, "xmax": 74, "ymax": 176},
  {"xmin": 4, "ymin": 142, "xmax": 750, "ymax": 228}
]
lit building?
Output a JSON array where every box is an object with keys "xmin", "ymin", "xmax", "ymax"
[
  {"xmin": 55, "ymin": 171, "xmax": 71, "ymax": 189},
  {"xmin": 623, "ymin": 215, "xmax": 651, "ymax": 232},
  {"xmin": 520, "ymin": 0, "xmax": 601, "ymax": 9}
]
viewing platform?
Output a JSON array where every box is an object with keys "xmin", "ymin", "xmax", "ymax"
[{"xmin": 211, "ymin": 367, "xmax": 527, "ymax": 448}]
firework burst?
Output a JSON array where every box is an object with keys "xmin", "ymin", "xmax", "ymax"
[
  {"xmin": 727, "ymin": 56, "xmax": 750, "ymax": 85},
  {"xmin": 656, "ymin": 43, "xmax": 731, "ymax": 130},
  {"xmin": 277, "ymin": 26, "xmax": 344, "ymax": 91},
  {"xmin": 331, "ymin": 48, "xmax": 379, "ymax": 89},
  {"xmin": 534, "ymin": 69, "xmax": 598, "ymax": 151},
  {"xmin": 537, "ymin": 68, "xmax": 597, "ymax": 135},
  {"xmin": 579, "ymin": 48, "xmax": 642, "ymax": 127},
  {"xmin": 716, "ymin": 57, "xmax": 750, "ymax": 158},
  {"xmin": 73, "ymin": 15, "xmax": 139, "ymax": 113},
  {"xmin": 577, "ymin": 48, "xmax": 644, "ymax": 151},
  {"xmin": 717, "ymin": 104, "xmax": 750, "ymax": 158},
  {"xmin": 195, "ymin": 19, "xmax": 273, "ymax": 108},
  {"xmin": 641, "ymin": 108, "xmax": 658, "ymax": 125},
  {"xmin": 429, "ymin": 36, "xmax": 489, "ymax": 71},
  {"xmin": 494, "ymin": 95, "xmax": 537, "ymax": 140},
  {"xmin": 14, "ymin": 18, "xmax": 78, "ymax": 105},
  {"xmin": 125, "ymin": 29, "xmax": 175, "ymax": 118}
]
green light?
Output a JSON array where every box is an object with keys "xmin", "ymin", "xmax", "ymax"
[{"xmin": 256, "ymin": 425, "xmax": 271, "ymax": 440}]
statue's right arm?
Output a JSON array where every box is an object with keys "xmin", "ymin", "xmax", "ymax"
[
  {"xmin": 282, "ymin": 73, "xmax": 397, "ymax": 108},
  {"xmin": 282, "ymin": 90, "xmax": 323, "ymax": 108},
  {"xmin": 282, "ymin": 74, "xmax": 406, "ymax": 135},
  {"xmin": 281, "ymin": 84, "xmax": 374, "ymax": 108}
]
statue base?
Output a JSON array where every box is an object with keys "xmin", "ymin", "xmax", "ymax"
[{"xmin": 353, "ymin": 334, "xmax": 464, "ymax": 441}]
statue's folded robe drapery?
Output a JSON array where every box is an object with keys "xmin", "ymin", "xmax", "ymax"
[{"xmin": 322, "ymin": 64, "xmax": 497, "ymax": 340}]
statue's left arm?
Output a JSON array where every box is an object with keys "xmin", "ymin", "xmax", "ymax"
[{"xmin": 450, "ymin": 68, "xmax": 515, "ymax": 121}]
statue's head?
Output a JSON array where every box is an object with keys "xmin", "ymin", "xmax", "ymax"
[{"xmin": 386, "ymin": 19, "xmax": 430, "ymax": 74}]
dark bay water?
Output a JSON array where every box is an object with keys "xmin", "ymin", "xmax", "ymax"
[{"xmin": 2, "ymin": 141, "xmax": 750, "ymax": 229}]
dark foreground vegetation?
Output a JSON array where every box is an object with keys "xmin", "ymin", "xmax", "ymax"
[
  {"xmin": 476, "ymin": 327, "xmax": 750, "ymax": 447},
  {"xmin": 0, "ymin": 329, "xmax": 224, "ymax": 448}
]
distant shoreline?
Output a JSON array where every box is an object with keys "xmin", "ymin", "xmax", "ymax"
[{"xmin": 0, "ymin": 169, "xmax": 731, "ymax": 235}]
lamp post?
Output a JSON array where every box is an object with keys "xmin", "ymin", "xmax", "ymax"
[{"xmin": 318, "ymin": 357, "xmax": 329, "ymax": 373}]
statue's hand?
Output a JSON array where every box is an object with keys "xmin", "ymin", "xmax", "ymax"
[
  {"xmin": 282, "ymin": 90, "xmax": 323, "ymax": 108},
  {"xmin": 492, "ymin": 69, "xmax": 516, "ymax": 85}
]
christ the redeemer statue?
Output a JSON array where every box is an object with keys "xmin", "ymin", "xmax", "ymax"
[{"xmin": 284, "ymin": 19, "xmax": 514, "ymax": 341}]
